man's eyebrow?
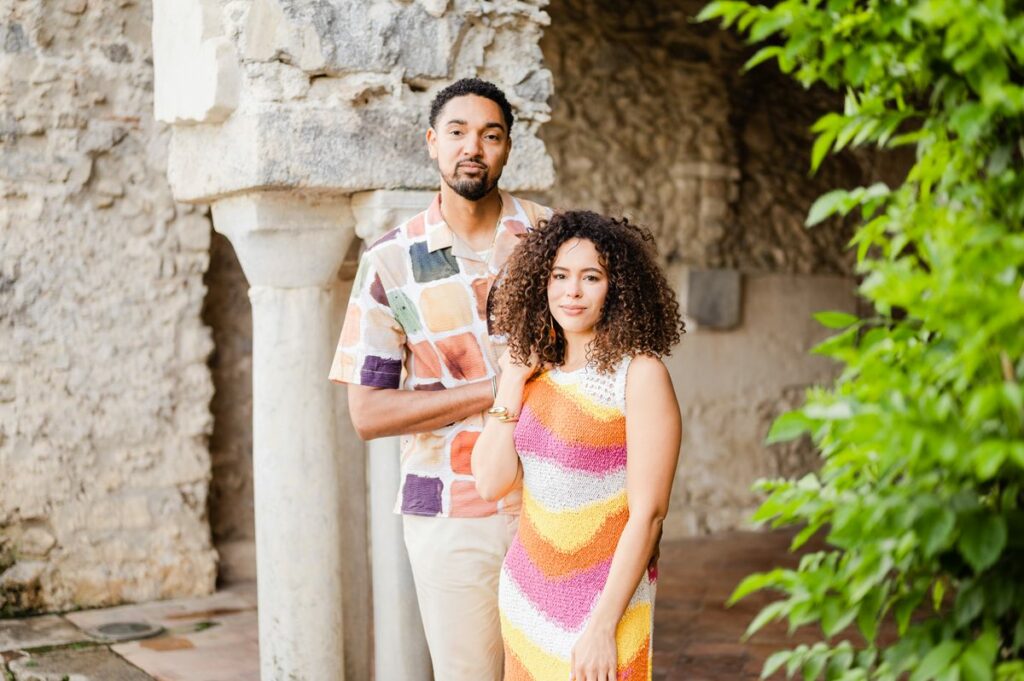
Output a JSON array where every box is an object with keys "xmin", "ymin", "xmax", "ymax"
[{"xmin": 443, "ymin": 119, "xmax": 507, "ymax": 132}]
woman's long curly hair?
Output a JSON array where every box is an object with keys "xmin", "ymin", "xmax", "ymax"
[{"xmin": 492, "ymin": 210, "xmax": 685, "ymax": 373}]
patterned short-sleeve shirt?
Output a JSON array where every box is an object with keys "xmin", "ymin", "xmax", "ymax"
[{"xmin": 330, "ymin": 191, "xmax": 552, "ymax": 518}]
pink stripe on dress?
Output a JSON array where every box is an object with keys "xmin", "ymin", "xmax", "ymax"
[
  {"xmin": 502, "ymin": 540, "xmax": 611, "ymax": 630},
  {"xmin": 515, "ymin": 407, "xmax": 627, "ymax": 474}
]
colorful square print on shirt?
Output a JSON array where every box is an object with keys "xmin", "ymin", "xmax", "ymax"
[{"xmin": 329, "ymin": 191, "xmax": 551, "ymax": 517}]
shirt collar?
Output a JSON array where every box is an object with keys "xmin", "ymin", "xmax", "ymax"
[{"xmin": 426, "ymin": 190, "xmax": 516, "ymax": 256}]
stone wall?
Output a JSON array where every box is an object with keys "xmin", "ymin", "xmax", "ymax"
[
  {"xmin": 0, "ymin": 1, "xmax": 217, "ymax": 613},
  {"xmin": 540, "ymin": 0, "xmax": 870, "ymax": 273},
  {"xmin": 663, "ymin": 272, "xmax": 858, "ymax": 537}
]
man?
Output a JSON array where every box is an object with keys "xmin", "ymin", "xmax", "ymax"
[{"xmin": 329, "ymin": 78, "xmax": 551, "ymax": 681}]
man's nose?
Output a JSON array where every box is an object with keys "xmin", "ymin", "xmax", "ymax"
[{"xmin": 463, "ymin": 132, "xmax": 483, "ymax": 156}]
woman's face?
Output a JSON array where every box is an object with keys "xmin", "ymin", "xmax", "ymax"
[{"xmin": 547, "ymin": 238, "xmax": 609, "ymax": 336}]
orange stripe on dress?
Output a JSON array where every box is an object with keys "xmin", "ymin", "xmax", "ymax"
[
  {"xmin": 503, "ymin": 644, "xmax": 537, "ymax": 681},
  {"xmin": 618, "ymin": 635, "xmax": 651, "ymax": 680},
  {"xmin": 524, "ymin": 377, "xmax": 625, "ymax": 448},
  {"xmin": 517, "ymin": 505, "xmax": 628, "ymax": 578}
]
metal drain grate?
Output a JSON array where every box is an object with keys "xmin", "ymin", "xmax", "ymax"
[{"xmin": 84, "ymin": 621, "xmax": 165, "ymax": 643}]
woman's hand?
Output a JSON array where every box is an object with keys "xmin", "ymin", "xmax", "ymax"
[
  {"xmin": 497, "ymin": 348, "xmax": 538, "ymax": 386},
  {"xmin": 570, "ymin": 625, "xmax": 617, "ymax": 681}
]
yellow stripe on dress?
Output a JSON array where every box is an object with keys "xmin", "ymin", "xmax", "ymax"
[{"xmin": 523, "ymin": 488, "xmax": 628, "ymax": 554}]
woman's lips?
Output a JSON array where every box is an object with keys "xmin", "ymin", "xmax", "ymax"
[{"xmin": 559, "ymin": 306, "xmax": 587, "ymax": 316}]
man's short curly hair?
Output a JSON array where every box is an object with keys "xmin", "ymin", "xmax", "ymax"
[
  {"xmin": 492, "ymin": 210, "xmax": 685, "ymax": 373},
  {"xmin": 429, "ymin": 78, "xmax": 515, "ymax": 134}
]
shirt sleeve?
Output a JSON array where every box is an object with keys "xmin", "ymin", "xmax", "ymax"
[{"xmin": 328, "ymin": 251, "xmax": 406, "ymax": 389}]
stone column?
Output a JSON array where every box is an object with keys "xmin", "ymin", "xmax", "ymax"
[
  {"xmin": 211, "ymin": 191, "xmax": 356, "ymax": 681},
  {"xmin": 351, "ymin": 190, "xmax": 437, "ymax": 681}
]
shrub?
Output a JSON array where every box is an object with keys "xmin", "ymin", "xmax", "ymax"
[{"xmin": 698, "ymin": 1, "xmax": 1024, "ymax": 679}]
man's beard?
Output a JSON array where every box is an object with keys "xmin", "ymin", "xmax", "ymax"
[{"xmin": 443, "ymin": 161, "xmax": 500, "ymax": 201}]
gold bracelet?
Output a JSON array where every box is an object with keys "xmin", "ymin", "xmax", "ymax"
[{"xmin": 486, "ymin": 406, "xmax": 519, "ymax": 423}]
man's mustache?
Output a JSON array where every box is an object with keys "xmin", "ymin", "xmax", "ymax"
[{"xmin": 456, "ymin": 159, "xmax": 488, "ymax": 171}]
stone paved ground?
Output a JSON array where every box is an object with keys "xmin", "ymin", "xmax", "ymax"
[
  {"xmin": 0, "ymin": 530, "xmax": 829, "ymax": 680},
  {"xmin": 652, "ymin": 530, "xmax": 824, "ymax": 681}
]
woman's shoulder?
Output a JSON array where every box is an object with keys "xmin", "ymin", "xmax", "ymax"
[
  {"xmin": 627, "ymin": 353, "xmax": 667, "ymax": 372},
  {"xmin": 625, "ymin": 354, "xmax": 673, "ymax": 394}
]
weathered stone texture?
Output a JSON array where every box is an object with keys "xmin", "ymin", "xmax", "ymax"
[
  {"xmin": 161, "ymin": 0, "xmax": 556, "ymax": 201},
  {"xmin": 8, "ymin": 646, "xmax": 152, "ymax": 681},
  {"xmin": 202, "ymin": 233, "xmax": 254, "ymax": 583},
  {"xmin": 0, "ymin": 1, "xmax": 217, "ymax": 613},
  {"xmin": 540, "ymin": 0, "xmax": 878, "ymax": 274},
  {"xmin": 663, "ymin": 273, "xmax": 858, "ymax": 538}
]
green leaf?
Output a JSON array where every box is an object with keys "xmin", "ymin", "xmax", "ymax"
[
  {"xmin": 932, "ymin": 579, "xmax": 946, "ymax": 611},
  {"xmin": 695, "ymin": 1, "xmax": 750, "ymax": 25},
  {"xmin": 910, "ymin": 642, "xmax": 963, "ymax": 681},
  {"xmin": 957, "ymin": 511, "xmax": 1008, "ymax": 573},
  {"xmin": 748, "ymin": 12, "xmax": 792, "ymax": 42},
  {"xmin": 744, "ymin": 45, "xmax": 783, "ymax": 71},
  {"xmin": 730, "ymin": 570, "xmax": 779, "ymax": 605},
  {"xmin": 856, "ymin": 586, "xmax": 885, "ymax": 642},
  {"xmin": 973, "ymin": 441, "xmax": 1007, "ymax": 481},
  {"xmin": 807, "ymin": 189, "xmax": 851, "ymax": 226},
  {"xmin": 746, "ymin": 600, "xmax": 788, "ymax": 639},
  {"xmin": 825, "ymin": 647, "xmax": 854, "ymax": 678},
  {"xmin": 813, "ymin": 311, "xmax": 860, "ymax": 329},
  {"xmin": 954, "ymin": 581, "xmax": 984, "ymax": 628},
  {"xmin": 803, "ymin": 648, "xmax": 827, "ymax": 681},
  {"xmin": 960, "ymin": 629, "xmax": 999, "ymax": 681},
  {"xmin": 766, "ymin": 411, "xmax": 812, "ymax": 444},
  {"xmin": 916, "ymin": 505, "xmax": 957, "ymax": 556},
  {"xmin": 763, "ymin": 649, "xmax": 792, "ymax": 679},
  {"xmin": 810, "ymin": 126, "xmax": 838, "ymax": 173}
]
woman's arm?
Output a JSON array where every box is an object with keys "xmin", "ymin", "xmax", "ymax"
[
  {"xmin": 571, "ymin": 355, "xmax": 681, "ymax": 681},
  {"xmin": 471, "ymin": 352, "xmax": 536, "ymax": 501}
]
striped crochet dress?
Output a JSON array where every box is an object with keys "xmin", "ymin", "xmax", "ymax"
[{"xmin": 499, "ymin": 357, "xmax": 655, "ymax": 680}]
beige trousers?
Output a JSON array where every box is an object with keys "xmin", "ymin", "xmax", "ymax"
[{"xmin": 403, "ymin": 513, "xmax": 519, "ymax": 681}]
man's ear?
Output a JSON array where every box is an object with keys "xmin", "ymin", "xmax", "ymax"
[{"xmin": 426, "ymin": 127, "xmax": 438, "ymax": 160}]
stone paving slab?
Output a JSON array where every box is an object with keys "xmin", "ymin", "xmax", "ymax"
[
  {"xmin": 0, "ymin": 615, "xmax": 87, "ymax": 653},
  {"xmin": 112, "ymin": 610, "xmax": 259, "ymax": 681},
  {"xmin": 7, "ymin": 646, "xmax": 152, "ymax": 681},
  {"xmin": 64, "ymin": 584, "xmax": 259, "ymax": 681},
  {"xmin": 65, "ymin": 586, "xmax": 255, "ymax": 632}
]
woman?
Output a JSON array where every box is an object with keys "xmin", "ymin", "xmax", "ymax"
[{"xmin": 472, "ymin": 211, "xmax": 684, "ymax": 681}]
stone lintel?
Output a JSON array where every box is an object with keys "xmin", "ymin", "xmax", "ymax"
[
  {"xmin": 166, "ymin": 105, "xmax": 554, "ymax": 204},
  {"xmin": 211, "ymin": 192, "xmax": 354, "ymax": 289}
]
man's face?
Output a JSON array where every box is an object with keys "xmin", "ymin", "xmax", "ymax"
[{"xmin": 427, "ymin": 94, "xmax": 511, "ymax": 201}]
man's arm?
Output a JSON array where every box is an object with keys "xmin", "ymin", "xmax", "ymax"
[{"xmin": 348, "ymin": 381, "xmax": 493, "ymax": 440}]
